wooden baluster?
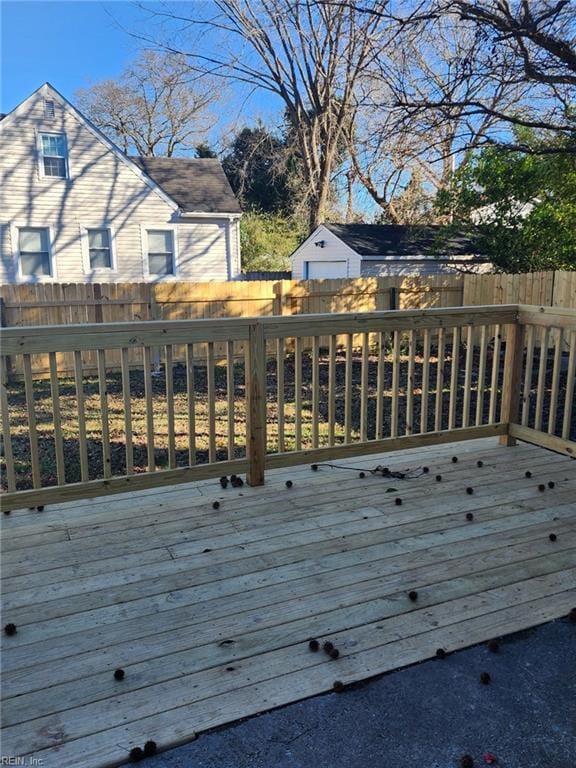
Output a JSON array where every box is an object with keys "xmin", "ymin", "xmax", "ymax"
[
  {"xmin": 521, "ymin": 325, "xmax": 535, "ymax": 426},
  {"xmin": 328, "ymin": 334, "xmax": 336, "ymax": 446},
  {"xmin": 165, "ymin": 345, "xmax": 176, "ymax": 469},
  {"xmin": 143, "ymin": 346, "xmax": 155, "ymax": 473},
  {"xmin": 434, "ymin": 328, "xmax": 445, "ymax": 432},
  {"xmin": 294, "ymin": 335, "xmax": 302, "ymax": 450},
  {"xmin": 475, "ymin": 326, "xmax": 488, "ymax": 426},
  {"xmin": 97, "ymin": 349, "xmax": 111, "ymax": 479},
  {"xmin": 405, "ymin": 330, "xmax": 415, "ymax": 435},
  {"xmin": 186, "ymin": 343, "xmax": 196, "ymax": 466},
  {"xmin": 120, "ymin": 347, "xmax": 133, "ymax": 475},
  {"xmin": 22, "ymin": 354, "xmax": 41, "ymax": 488},
  {"xmin": 73, "ymin": 350, "xmax": 89, "ymax": 481},
  {"xmin": 562, "ymin": 330, "xmax": 576, "ymax": 440},
  {"xmin": 276, "ymin": 338, "xmax": 285, "ymax": 452},
  {"xmin": 226, "ymin": 340, "xmax": 235, "ymax": 460},
  {"xmin": 488, "ymin": 325, "xmax": 501, "ymax": 425},
  {"xmin": 462, "ymin": 326, "xmax": 474, "ymax": 428},
  {"xmin": 207, "ymin": 341, "xmax": 216, "ymax": 463},
  {"xmin": 376, "ymin": 331, "xmax": 385, "ymax": 439},
  {"xmin": 534, "ymin": 326, "xmax": 549, "ymax": 432},
  {"xmin": 448, "ymin": 327, "xmax": 460, "ymax": 430},
  {"xmin": 0, "ymin": 357, "xmax": 16, "ymax": 492},
  {"xmin": 49, "ymin": 351, "xmax": 65, "ymax": 485},
  {"xmin": 420, "ymin": 329, "xmax": 430, "ymax": 434},
  {"xmin": 391, "ymin": 330, "xmax": 400, "ymax": 438},
  {"xmin": 547, "ymin": 328, "xmax": 563, "ymax": 435},
  {"xmin": 345, "ymin": 333, "xmax": 353, "ymax": 442},
  {"xmin": 312, "ymin": 336, "xmax": 319, "ymax": 448},
  {"xmin": 360, "ymin": 332, "xmax": 369, "ymax": 442}
]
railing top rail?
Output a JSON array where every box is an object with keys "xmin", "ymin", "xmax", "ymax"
[
  {"xmin": 0, "ymin": 318, "xmax": 253, "ymax": 355},
  {"xmin": 0, "ymin": 304, "xmax": 520, "ymax": 355},
  {"xmin": 261, "ymin": 305, "xmax": 519, "ymax": 339},
  {"xmin": 518, "ymin": 304, "xmax": 576, "ymax": 329}
]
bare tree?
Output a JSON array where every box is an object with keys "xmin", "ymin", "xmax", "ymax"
[
  {"xmin": 346, "ymin": 8, "xmax": 529, "ymax": 221},
  {"xmin": 360, "ymin": 1, "xmax": 576, "ymax": 153},
  {"xmin": 76, "ymin": 50, "xmax": 219, "ymax": 156},
  {"xmin": 140, "ymin": 0, "xmax": 389, "ymax": 230}
]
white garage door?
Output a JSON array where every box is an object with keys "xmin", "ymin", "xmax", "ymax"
[{"xmin": 306, "ymin": 260, "xmax": 348, "ymax": 279}]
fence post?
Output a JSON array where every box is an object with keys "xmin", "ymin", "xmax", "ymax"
[
  {"xmin": 499, "ymin": 320, "xmax": 525, "ymax": 446},
  {"xmin": 273, "ymin": 281, "xmax": 283, "ymax": 316},
  {"xmin": 246, "ymin": 321, "xmax": 267, "ymax": 486},
  {"xmin": 149, "ymin": 285, "xmax": 162, "ymax": 372},
  {"xmin": 93, "ymin": 284, "xmax": 104, "ymax": 323}
]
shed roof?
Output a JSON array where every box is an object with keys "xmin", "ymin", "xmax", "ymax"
[
  {"xmin": 131, "ymin": 157, "xmax": 241, "ymax": 215},
  {"xmin": 324, "ymin": 223, "xmax": 486, "ymax": 257}
]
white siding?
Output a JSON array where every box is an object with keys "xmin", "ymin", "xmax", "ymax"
[
  {"xmin": 176, "ymin": 220, "xmax": 232, "ymax": 281},
  {"xmin": 0, "ymin": 85, "xmax": 239, "ymax": 283},
  {"xmin": 0, "ymin": 224, "xmax": 12, "ymax": 280},
  {"xmin": 360, "ymin": 259, "xmax": 492, "ymax": 276},
  {"xmin": 290, "ymin": 225, "xmax": 361, "ymax": 279}
]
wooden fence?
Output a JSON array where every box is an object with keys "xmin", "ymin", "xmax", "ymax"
[
  {"xmin": 0, "ymin": 271, "xmax": 574, "ymax": 378},
  {"xmin": 1, "ymin": 304, "xmax": 575, "ymax": 509}
]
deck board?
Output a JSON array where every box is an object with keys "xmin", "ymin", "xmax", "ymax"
[{"xmin": 1, "ymin": 438, "xmax": 575, "ymax": 768}]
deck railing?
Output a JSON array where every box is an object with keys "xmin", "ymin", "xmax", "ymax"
[{"xmin": 1, "ymin": 304, "xmax": 574, "ymax": 509}]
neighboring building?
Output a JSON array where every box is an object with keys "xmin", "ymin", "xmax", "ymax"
[
  {"xmin": 471, "ymin": 199, "xmax": 537, "ymax": 224},
  {"xmin": 0, "ymin": 83, "xmax": 242, "ymax": 284},
  {"xmin": 291, "ymin": 223, "xmax": 491, "ymax": 279}
]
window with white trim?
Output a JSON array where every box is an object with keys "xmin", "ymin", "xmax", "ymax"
[
  {"xmin": 146, "ymin": 230, "xmax": 175, "ymax": 276},
  {"xmin": 18, "ymin": 227, "xmax": 52, "ymax": 276},
  {"xmin": 40, "ymin": 133, "xmax": 68, "ymax": 178},
  {"xmin": 87, "ymin": 228, "xmax": 112, "ymax": 269}
]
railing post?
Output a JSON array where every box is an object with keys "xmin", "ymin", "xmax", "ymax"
[
  {"xmin": 0, "ymin": 297, "xmax": 11, "ymax": 382},
  {"xmin": 499, "ymin": 320, "xmax": 525, "ymax": 446},
  {"xmin": 246, "ymin": 321, "xmax": 267, "ymax": 485}
]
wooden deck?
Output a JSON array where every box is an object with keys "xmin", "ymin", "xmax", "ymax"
[{"xmin": 1, "ymin": 438, "xmax": 575, "ymax": 768}]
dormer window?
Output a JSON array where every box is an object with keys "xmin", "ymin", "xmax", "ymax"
[{"xmin": 39, "ymin": 133, "xmax": 68, "ymax": 178}]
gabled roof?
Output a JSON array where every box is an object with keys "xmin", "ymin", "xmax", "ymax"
[
  {"xmin": 131, "ymin": 157, "xmax": 241, "ymax": 215},
  {"xmin": 0, "ymin": 83, "xmax": 179, "ymax": 211},
  {"xmin": 324, "ymin": 224, "xmax": 486, "ymax": 257}
]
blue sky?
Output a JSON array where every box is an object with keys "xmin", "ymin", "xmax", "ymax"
[
  {"xmin": 0, "ymin": 1, "xmax": 275, "ymax": 127},
  {"xmin": 1, "ymin": 2, "xmax": 143, "ymax": 112}
]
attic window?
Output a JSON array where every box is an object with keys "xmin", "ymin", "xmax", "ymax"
[
  {"xmin": 44, "ymin": 100, "xmax": 55, "ymax": 119},
  {"xmin": 39, "ymin": 133, "xmax": 68, "ymax": 178}
]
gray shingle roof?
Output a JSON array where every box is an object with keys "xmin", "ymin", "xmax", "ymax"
[
  {"xmin": 131, "ymin": 157, "xmax": 241, "ymax": 214},
  {"xmin": 325, "ymin": 223, "xmax": 486, "ymax": 257}
]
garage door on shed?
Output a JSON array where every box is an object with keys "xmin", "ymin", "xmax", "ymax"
[{"xmin": 306, "ymin": 260, "xmax": 348, "ymax": 279}]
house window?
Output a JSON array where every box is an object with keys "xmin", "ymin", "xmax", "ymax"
[
  {"xmin": 40, "ymin": 133, "xmax": 68, "ymax": 178},
  {"xmin": 18, "ymin": 227, "xmax": 52, "ymax": 276},
  {"xmin": 87, "ymin": 228, "xmax": 112, "ymax": 269},
  {"xmin": 146, "ymin": 230, "xmax": 175, "ymax": 276}
]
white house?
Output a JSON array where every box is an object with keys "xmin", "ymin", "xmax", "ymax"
[
  {"xmin": 291, "ymin": 223, "xmax": 491, "ymax": 279},
  {"xmin": 0, "ymin": 83, "xmax": 242, "ymax": 284}
]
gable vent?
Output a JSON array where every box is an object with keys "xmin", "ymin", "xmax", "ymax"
[{"xmin": 44, "ymin": 99, "xmax": 55, "ymax": 119}]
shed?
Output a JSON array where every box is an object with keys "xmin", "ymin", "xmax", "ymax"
[{"xmin": 290, "ymin": 223, "xmax": 491, "ymax": 279}]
